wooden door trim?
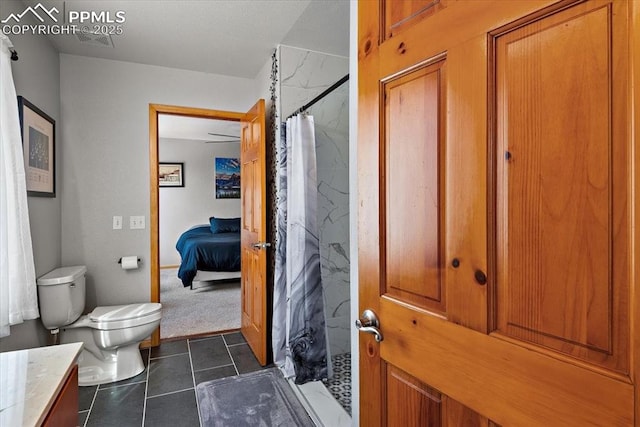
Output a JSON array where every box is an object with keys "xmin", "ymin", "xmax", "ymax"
[
  {"xmin": 630, "ymin": 1, "xmax": 640, "ymax": 425},
  {"xmin": 148, "ymin": 103, "xmax": 243, "ymax": 346},
  {"xmin": 358, "ymin": 2, "xmax": 383, "ymax": 424}
]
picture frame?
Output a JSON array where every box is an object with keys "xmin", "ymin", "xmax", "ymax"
[
  {"xmin": 159, "ymin": 162, "xmax": 184, "ymax": 187},
  {"xmin": 18, "ymin": 96, "xmax": 55, "ymax": 197},
  {"xmin": 215, "ymin": 157, "xmax": 240, "ymax": 199}
]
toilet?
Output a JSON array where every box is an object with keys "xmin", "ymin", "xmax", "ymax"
[{"xmin": 36, "ymin": 265, "xmax": 162, "ymax": 386}]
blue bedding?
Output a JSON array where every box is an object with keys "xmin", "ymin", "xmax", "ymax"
[{"xmin": 176, "ymin": 226, "xmax": 241, "ymax": 287}]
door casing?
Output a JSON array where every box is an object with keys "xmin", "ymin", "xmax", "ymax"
[{"xmin": 148, "ymin": 104, "xmax": 244, "ymax": 346}]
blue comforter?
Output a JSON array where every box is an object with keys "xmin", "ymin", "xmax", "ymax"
[{"xmin": 175, "ymin": 226, "xmax": 241, "ymax": 287}]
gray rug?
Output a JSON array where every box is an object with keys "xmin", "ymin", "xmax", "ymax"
[
  {"xmin": 196, "ymin": 368, "xmax": 314, "ymax": 427},
  {"xmin": 160, "ymin": 268, "xmax": 241, "ymax": 339}
]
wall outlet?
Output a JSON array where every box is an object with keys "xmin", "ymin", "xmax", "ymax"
[
  {"xmin": 130, "ymin": 216, "xmax": 145, "ymax": 230},
  {"xmin": 113, "ymin": 216, "xmax": 122, "ymax": 230}
]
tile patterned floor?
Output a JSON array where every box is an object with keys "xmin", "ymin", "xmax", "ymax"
[
  {"xmin": 78, "ymin": 332, "xmax": 269, "ymax": 427},
  {"xmin": 323, "ymin": 352, "xmax": 352, "ymax": 415}
]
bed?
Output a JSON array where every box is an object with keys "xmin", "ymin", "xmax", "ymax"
[{"xmin": 175, "ymin": 217, "xmax": 241, "ymax": 289}]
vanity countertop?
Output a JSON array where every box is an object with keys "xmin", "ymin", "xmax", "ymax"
[{"xmin": 0, "ymin": 342, "xmax": 83, "ymax": 427}]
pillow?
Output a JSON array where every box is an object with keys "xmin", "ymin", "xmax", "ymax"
[{"xmin": 209, "ymin": 217, "xmax": 241, "ymax": 234}]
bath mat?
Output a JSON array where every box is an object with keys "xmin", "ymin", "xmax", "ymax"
[{"xmin": 196, "ymin": 368, "xmax": 314, "ymax": 427}]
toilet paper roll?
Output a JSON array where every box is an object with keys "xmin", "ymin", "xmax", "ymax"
[{"xmin": 121, "ymin": 256, "xmax": 139, "ymax": 270}]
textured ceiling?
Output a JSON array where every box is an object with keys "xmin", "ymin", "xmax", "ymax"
[
  {"xmin": 19, "ymin": 0, "xmax": 350, "ymax": 78},
  {"xmin": 159, "ymin": 115, "xmax": 241, "ymax": 142},
  {"xmin": 12, "ymin": 0, "xmax": 349, "ymax": 140}
]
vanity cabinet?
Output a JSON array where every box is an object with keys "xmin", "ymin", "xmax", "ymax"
[
  {"xmin": 43, "ymin": 364, "xmax": 79, "ymax": 427},
  {"xmin": 0, "ymin": 342, "xmax": 82, "ymax": 427}
]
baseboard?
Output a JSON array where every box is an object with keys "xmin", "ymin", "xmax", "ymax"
[{"xmin": 161, "ymin": 328, "xmax": 241, "ymax": 342}]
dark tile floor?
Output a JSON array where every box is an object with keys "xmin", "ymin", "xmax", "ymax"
[{"xmin": 78, "ymin": 332, "xmax": 268, "ymax": 427}]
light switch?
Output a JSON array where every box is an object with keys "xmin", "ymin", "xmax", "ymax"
[
  {"xmin": 130, "ymin": 216, "xmax": 145, "ymax": 229},
  {"xmin": 113, "ymin": 216, "xmax": 122, "ymax": 230}
]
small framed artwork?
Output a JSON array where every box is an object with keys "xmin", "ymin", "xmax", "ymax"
[
  {"xmin": 215, "ymin": 157, "xmax": 240, "ymax": 199},
  {"xmin": 159, "ymin": 162, "xmax": 184, "ymax": 187},
  {"xmin": 18, "ymin": 97, "xmax": 56, "ymax": 197}
]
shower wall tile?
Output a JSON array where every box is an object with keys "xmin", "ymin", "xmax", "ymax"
[
  {"xmin": 282, "ymin": 87, "xmax": 349, "ymax": 134},
  {"xmin": 280, "ymin": 46, "xmax": 349, "ymax": 119},
  {"xmin": 280, "ymin": 45, "xmax": 350, "ymax": 357},
  {"xmin": 280, "ymin": 47, "xmax": 347, "ymax": 88},
  {"xmin": 327, "ymin": 316, "xmax": 351, "ymax": 356},
  {"xmin": 311, "ymin": 88, "xmax": 349, "ymax": 134},
  {"xmin": 316, "ymin": 128, "xmax": 349, "ymax": 169}
]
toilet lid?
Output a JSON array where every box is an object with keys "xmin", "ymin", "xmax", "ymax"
[{"xmin": 90, "ymin": 303, "xmax": 162, "ymax": 322}]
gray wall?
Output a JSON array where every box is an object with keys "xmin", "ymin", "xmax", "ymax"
[
  {"xmin": 59, "ymin": 54, "xmax": 258, "ymax": 309},
  {"xmin": 0, "ymin": 0, "xmax": 60, "ymax": 351},
  {"xmin": 159, "ymin": 138, "xmax": 240, "ymax": 266}
]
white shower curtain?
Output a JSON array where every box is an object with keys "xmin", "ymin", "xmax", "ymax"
[
  {"xmin": 0, "ymin": 34, "xmax": 39, "ymax": 338},
  {"xmin": 273, "ymin": 114, "xmax": 331, "ymax": 384}
]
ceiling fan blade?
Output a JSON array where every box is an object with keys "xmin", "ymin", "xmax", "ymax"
[
  {"xmin": 204, "ymin": 139, "xmax": 240, "ymax": 143},
  {"xmin": 207, "ymin": 132, "xmax": 240, "ymax": 138}
]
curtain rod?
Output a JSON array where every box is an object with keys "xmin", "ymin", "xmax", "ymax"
[{"xmin": 285, "ymin": 73, "xmax": 349, "ymax": 120}]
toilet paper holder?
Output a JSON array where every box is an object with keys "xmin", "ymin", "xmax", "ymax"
[{"xmin": 117, "ymin": 257, "xmax": 142, "ymax": 264}]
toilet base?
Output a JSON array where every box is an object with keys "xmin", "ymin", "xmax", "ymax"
[{"xmin": 77, "ymin": 342, "xmax": 145, "ymax": 386}]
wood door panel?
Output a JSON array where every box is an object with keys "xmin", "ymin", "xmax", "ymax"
[
  {"xmin": 383, "ymin": 60, "xmax": 446, "ymax": 313},
  {"xmin": 242, "ymin": 154, "xmax": 253, "ymax": 231},
  {"xmin": 252, "ymin": 160, "xmax": 261, "ymax": 233},
  {"xmin": 494, "ymin": 1, "xmax": 629, "ymax": 373},
  {"xmin": 442, "ymin": 397, "xmax": 489, "ymax": 427},
  {"xmin": 379, "ymin": 297, "xmax": 633, "ymax": 426},
  {"xmin": 252, "ymin": 252, "xmax": 263, "ymax": 328},
  {"xmin": 385, "ymin": 364, "xmax": 442, "ymax": 427},
  {"xmin": 383, "ymin": 0, "xmax": 448, "ymax": 40},
  {"xmin": 240, "ymin": 99, "xmax": 268, "ymax": 366},
  {"xmin": 242, "ymin": 248, "xmax": 253, "ymax": 322}
]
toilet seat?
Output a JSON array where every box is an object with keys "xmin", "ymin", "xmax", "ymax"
[{"xmin": 66, "ymin": 303, "xmax": 162, "ymax": 330}]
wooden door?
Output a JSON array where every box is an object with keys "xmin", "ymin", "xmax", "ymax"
[
  {"xmin": 240, "ymin": 99, "xmax": 268, "ymax": 365},
  {"xmin": 357, "ymin": 1, "xmax": 638, "ymax": 425}
]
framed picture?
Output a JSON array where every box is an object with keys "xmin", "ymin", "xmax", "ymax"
[
  {"xmin": 18, "ymin": 97, "xmax": 55, "ymax": 197},
  {"xmin": 215, "ymin": 157, "xmax": 240, "ymax": 199},
  {"xmin": 159, "ymin": 162, "xmax": 184, "ymax": 187}
]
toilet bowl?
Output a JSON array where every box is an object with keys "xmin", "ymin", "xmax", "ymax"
[
  {"xmin": 36, "ymin": 266, "xmax": 162, "ymax": 386},
  {"xmin": 60, "ymin": 303, "xmax": 161, "ymax": 385}
]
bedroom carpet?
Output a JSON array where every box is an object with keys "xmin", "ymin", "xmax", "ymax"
[
  {"xmin": 160, "ymin": 268, "xmax": 241, "ymax": 339},
  {"xmin": 196, "ymin": 368, "xmax": 314, "ymax": 427}
]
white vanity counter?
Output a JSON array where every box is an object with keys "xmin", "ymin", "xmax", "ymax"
[{"xmin": 0, "ymin": 342, "xmax": 83, "ymax": 427}]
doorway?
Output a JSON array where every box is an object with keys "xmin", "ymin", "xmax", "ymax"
[{"xmin": 149, "ymin": 104, "xmax": 245, "ymax": 346}]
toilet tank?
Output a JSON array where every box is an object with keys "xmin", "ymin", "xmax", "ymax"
[{"xmin": 36, "ymin": 266, "xmax": 87, "ymax": 330}]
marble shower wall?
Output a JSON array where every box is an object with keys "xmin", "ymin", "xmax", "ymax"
[{"xmin": 279, "ymin": 46, "xmax": 350, "ymax": 356}]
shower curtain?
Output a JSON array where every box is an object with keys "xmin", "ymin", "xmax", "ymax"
[
  {"xmin": 273, "ymin": 114, "xmax": 330, "ymax": 384},
  {"xmin": 0, "ymin": 34, "xmax": 39, "ymax": 338}
]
